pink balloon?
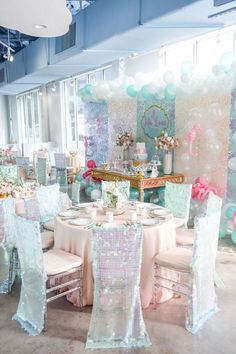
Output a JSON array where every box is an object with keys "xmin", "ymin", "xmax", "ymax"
[
  {"xmin": 192, "ymin": 177, "xmax": 218, "ymax": 201},
  {"xmin": 233, "ymin": 211, "xmax": 236, "ymax": 228},
  {"xmin": 87, "ymin": 160, "xmax": 97, "ymax": 169}
]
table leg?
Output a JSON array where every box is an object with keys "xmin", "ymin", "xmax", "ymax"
[{"xmin": 139, "ymin": 188, "xmax": 144, "ymax": 202}]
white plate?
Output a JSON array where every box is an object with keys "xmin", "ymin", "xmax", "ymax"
[
  {"xmin": 68, "ymin": 218, "xmax": 91, "ymax": 226},
  {"xmin": 151, "ymin": 209, "xmax": 169, "ymax": 216},
  {"xmin": 59, "ymin": 210, "xmax": 79, "ymax": 217},
  {"xmin": 140, "ymin": 218, "xmax": 160, "ymax": 226},
  {"xmin": 77, "ymin": 202, "xmax": 96, "ymax": 208}
]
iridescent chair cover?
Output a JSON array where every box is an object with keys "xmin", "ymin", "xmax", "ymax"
[
  {"xmin": 12, "ymin": 216, "xmax": 46, "ymax": 335},
  {"xmin": 86, "ymin": 225, "xmax": 151, "ymax": 349},
  {"xmin": 154, "ymin": 201, "xmax": 222, "ymax": 334},
  {"xmin": 206, "ymin": 192, "xmax": 222, "ymax": 216},
  {"xmin": 36, "ymin": 184, "xmax": 60, "ymax": 222},
  {"xmin": 24, "ymin": 197, "xmax": 40, "ymax": 221},
  {"xmin": 0, "ymin": 165, "xmax": 18, "ymax": 184},
  {"xmin": 54, "ymin": 153, "xmax": 67, "ymax": 185},
  {"xmin": 0, "ymin": 198, "xmax": 18, "ymax": 294},
  {"xmin": 164, "ymin": 182, "xmax": 192, "ymax": 227},
  {"xmin": 186, "ymin": 210, "xmax": 222, "ymax": 333},
  {"xmin": 36, "ymin": 158, "xmax": 48, "ymax": 186},
  {"xmin": 101, "ymin": 181, "xmax": 130, "ymax": 208},
  {"xmin": 72, "ymin": 182, "xmax": 80, "ymax": 204}
]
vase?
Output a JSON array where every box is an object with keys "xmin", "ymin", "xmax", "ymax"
[
  {"xmin": 163, "ymin": 151, "xmax": 173, "ymax": 175},
  {"xmin": 123, "ymin": 147, "xmax": 130, "ymax": 162}
]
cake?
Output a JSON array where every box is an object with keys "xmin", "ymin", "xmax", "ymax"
[{"xmin": 134, "ymin": 142, "xmax": 148, "ymax": 161}]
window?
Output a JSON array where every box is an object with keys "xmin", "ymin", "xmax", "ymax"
[{"xmin": 17, "ymin": 90, "xmax": 42, "ymax": 144}]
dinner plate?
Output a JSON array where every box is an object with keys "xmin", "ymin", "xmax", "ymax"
[
  {"xmin": 76, "ymin": 202, "xmax": 96, "ymax": 208},
  {"xmin": 68, "ymin": 218, "xmax": 91, "ymax": 226},
  {"xmin": 140, "ymin": 218, "xmax": 160, "ymax": 226},
  {"xmin": 150, "ymin": 209, "xmax": 169, "ymax": 216},
  {"xmin": 58, "ymin": 210, "xmax": 79, "ymax": 217}
]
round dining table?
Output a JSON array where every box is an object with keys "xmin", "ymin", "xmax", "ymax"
[{"xmin": 54, "ymin": 202, "xmax": 177, "ymax": 308}]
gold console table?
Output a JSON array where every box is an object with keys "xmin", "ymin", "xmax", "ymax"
[{"xmin": 92, "ymin": 169, "xmax": 184, "ymax": 202}]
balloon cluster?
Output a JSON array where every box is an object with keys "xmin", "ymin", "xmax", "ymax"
[{"xmin": 75, "ymin": 160, "xmax": 102, "ymax": 201}]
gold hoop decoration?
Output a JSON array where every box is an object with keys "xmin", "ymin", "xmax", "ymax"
[{"xmin": 141, "ymin": 104, "xmax": 170, "ymax": 140}]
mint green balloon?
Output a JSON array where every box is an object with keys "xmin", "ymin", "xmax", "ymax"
[
  {"xmin": 127, "ymin": 85, "xmax": 138, "ymax": 97},
  {"xmin": 225, "ymin": 205, "xmax": 236, "ymax": 219},
  {"xmin": 84, "ymin": 84, "xmax": 92, "ymax": 95},
  {"xmin": 141, "ymin": 85, "xmax": 152, "ymax": 99},
  {"xmin": 164, "ymin": 84, "xmax": 176, "ymax": 100},
  {"xmin": 130, "ymin": 188, "xmax": 139, "ymax": 201},
  {"xmin": 231, "ymin": 229, "xmax": 236, "ymax": 244},
  {"xmin": 219, "ymin": 51, "xmax": 235, "ymax": 72},
  {"xmin": 219, "ymin": 221, "xmax": 227, "ymax": 238}
]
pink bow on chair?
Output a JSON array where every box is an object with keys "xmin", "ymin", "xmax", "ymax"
[{"xmin": 192, "ymin": 177, "xmax": 218, "ymax": 201}]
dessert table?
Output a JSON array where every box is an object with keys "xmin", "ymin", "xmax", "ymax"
[
  {"xmin": 54, "ymin": 202, "xmax": 177, "ymax": 308},
  {"xmin": 92, "ymin": 168, "xmax": 184, "ymax": 201}
]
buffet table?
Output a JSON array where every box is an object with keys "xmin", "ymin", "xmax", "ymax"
[
  {"xmin": 54, "ymin": 203, "xmax": 176, "ymax": 308},
  {"xmin": 92, "ymin": 168, "xmax": 184, "ymax": 201}
]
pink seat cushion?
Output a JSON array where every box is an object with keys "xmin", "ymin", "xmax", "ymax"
[
  {"xmin": 154, "ymin": 247, "xmax": 192, "ymax": 272},
  {"xmin": 43, "ymin": 249, "xmax": 83, "ymax": 276},
  {"xmin": 174, "ymin": 217, "xmax": 186, "ymax": 228},
  {"xmin": 43, "ymin": 220, "xmax": 55, "ymax": 231},
  {"xmin": 41, "ymin": 231, "xmax": 54, "ymax": 250},
  {"xmin": 176, "ymin": 228, "xmax": 194, "ymax": 246}
]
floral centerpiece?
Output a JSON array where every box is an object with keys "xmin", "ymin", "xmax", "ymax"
[
  {"xmin": 155, "ymin": 131, "xmax": 179, "ymax": 151},
  {"xmin": 116, "ymin": 131, "xmax": 134, "ymax": 150},
  {"xmin": 116, "ymin": 131, "xmax": 134, "ymax": 161},
  {"xmin": 103, "ymin": 182, "xmax": 128, "ymax": 213},
  {"xmin": 155, "ymin": 131, "xmax": 179, "ymax": 175}
]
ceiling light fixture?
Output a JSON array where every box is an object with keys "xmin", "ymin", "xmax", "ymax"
[
  {"xmin": 34, "ymin": 24, "xmax": 47, "ymax": 29},
  {"xmin": 51, "ymin": 83, "xmax": 56, "ymax": 92},
  {"xmin": 0, "ymin": 30, "xmax": 15, "ymax": 62}
]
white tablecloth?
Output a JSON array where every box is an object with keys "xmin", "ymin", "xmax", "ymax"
[{"xmin": 54, "ymin": 204, "xmax": 176, "ymax": 308}]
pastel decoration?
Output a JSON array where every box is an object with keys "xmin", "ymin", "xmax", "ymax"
[
  {"xmin": 180, "ymin": 61, "xmax": 193, "ymax": 75},
  {"xmin": 219, "ymin": 221, "xmax": 227, "ymax": 239},
  {"xmin": 163, "ymin": 71, "xmax": 175, "ymax": 84},
  {"xmin": 219, "ymin": 51, "xmax": 235, "ymax": 72},
  {"xmin": 228, "ymin": 157, "xmax": 236, "ymax": 171},
  {"xmin": 91, "ymin": 189, "xmax": 102, "ymax": 201},
  {"xmin": 127, "ymin": 85, "xmax": 138, "ymax": 98},
  {"xmin": 87, "ymin": 160, "xmax": 96, "ymax": 169},
  {"xmin": 231, "ymin": 229, "xmax": 236, "ymax": 244},
  {"xmin": 75, "ymin": 173, "xmax": 83, "ymax": 182},
  {"xmin": 130, "ymin": 188, "xmax": 139, "ymax": 201},
  {"xmin": 226, "ymin": 205, "xmax": 236, "ymax": 220},
  {"xmin": 187, "ymin": 123, "xmax": 202, "ymax": 157},
  {"xmin": 141, "ymin": 85, "xmax": 152, "ymax": 99},
  {"xmin": 232, "ymin": 211, "xmax": 236, "ymax": 228},
  {"xmin": 192, "ymin": 177, "xmax": 218, "ymax": 201},
  {"xmin": 85, "ymin": 186, "xmax": 93, "ymax": 197},
  {"xmin": 82, "ymin": 160, "xmax": 97, "ymax": 180},
  {"xmin": 164, "ymin": 84, "xmax": 176, "ymax": 100}
]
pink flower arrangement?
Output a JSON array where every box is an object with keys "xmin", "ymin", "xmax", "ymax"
[
  {"xmin": 155, "ymin": 131, "xmax": 179, "ymax": 151},
  {"xmin": 116, "ymin": 132, "xmax": 134, "ymax": 150}
]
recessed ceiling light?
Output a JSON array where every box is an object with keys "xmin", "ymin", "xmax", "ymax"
[{"xmin": 34, "ymin": 24, "xmax": 47, "ymax": 29}]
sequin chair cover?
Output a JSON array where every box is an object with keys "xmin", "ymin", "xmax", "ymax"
[
  {"xmin": 164, "ymin": 182, "xmax": 192, "ymax": 227},
  {"xmin": 12, "ymin": 216, "xmax": 46, "ymax": 335},
  {"xmin": 86, "ymin": 225, "xmax": 151, "ymax": 349},
  {"xmin": 72, "ymin": 183, "xmax": 80, "ymax": 204},
  {"xmin": 206, "ymin": 192, "xmax": 222, "ymax": 216},
  {"xmin": 36, "ymin": 184, "xmax": 60, "ymax": 223},
  {"xmin": 0, "ymin": 165, "xmax": 18, "ymax": 184},
  {"xmin": 36, "ymin": 158, "xmax": 48, "ymax": 186},
  {"xmin": 54, "ymin": 153, "xmax": 67, "ymax": 185},
  {"xmin": 101, "ymin": 181, "xmax": 130, "ymax": 209},
  {"xmin": 24, "ymin": 197, "xmax": 40, "ymax": 221},
  {"xmin": 154, "ymin": 206, "xmax": 222, "ymax": 334},
  {"xmin": 0, "ymin": 198, "xmax": 18, "ymax": 294}
]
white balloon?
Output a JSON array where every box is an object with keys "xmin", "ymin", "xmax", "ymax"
[
  {"xmin": 181, "ymin": 73, "xmax": 191, "ymax": 84},
  {"xmin": 208, "ymin": 103, "xmax": 224, "ymax": 121},
  {"xmin": 212, "ymin": 64, "xmax": 225, "ymax": 77},
  {"xmin": 148, "ymin": 82, "xmax": 158, "ymax": 94},
  {"xmin": 163, "ymin": 71, "xmax": 175, "ymax": 84},
  {"xmin": 228, "ymin": 157, "xmax": 236, "ymax": 171},
  {"xmin": 205, "ymin": 128, "xmax": 216, "ymax": 139},
  {"xmin": 90, "ymin": 189, "xmax": 102, "ymax": 201},
  {"xmin": 188, "ymin": 107, "xmax": 203, "ymax": 122},
  {"xmin": 180, "ymin": 153, "xmax": 191, "ymax": 162}
]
